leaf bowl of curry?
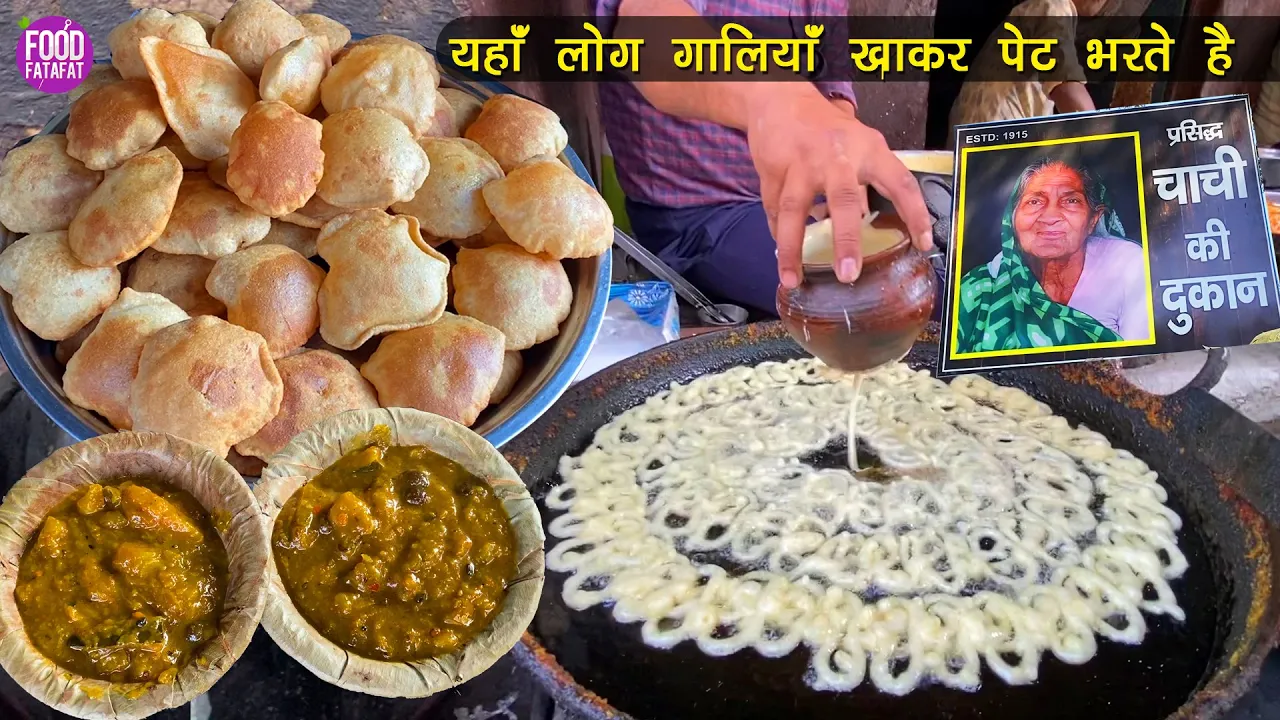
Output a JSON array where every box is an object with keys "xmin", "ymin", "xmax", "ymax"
[
  {"xmin": 0, "ymin": 432, "xmax": 270, "ymax": 720},
  {"xmin": 253, "ymin": 407, "xmax": 544, "ymax": 698}
]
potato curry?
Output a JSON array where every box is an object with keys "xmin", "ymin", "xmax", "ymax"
[
  {"xmin": 272, "ymin": 425, "xmax": 517, "ymax": 661},
  {"xmin": 15, "ymin": 477, "xmax": 228, "ymax": 684}
]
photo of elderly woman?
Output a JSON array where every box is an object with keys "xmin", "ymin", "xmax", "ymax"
[{"xmin": 953, "ymin": 141, "xmax": 1153, "ymax": 356}]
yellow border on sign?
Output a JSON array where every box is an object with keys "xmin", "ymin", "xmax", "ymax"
[{"xmin": 948, "ymin": 132, "xmax": 1158, "ymax": 361}]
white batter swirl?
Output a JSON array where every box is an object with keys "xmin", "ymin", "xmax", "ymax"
[{"xmin": 545, "ymin": 360, "xmax": 1187, "ymax": 695}]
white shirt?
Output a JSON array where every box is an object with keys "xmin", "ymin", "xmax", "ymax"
[{"xmin": 985, "ymin": 235, "xmax": 1152, "ymax": 341}]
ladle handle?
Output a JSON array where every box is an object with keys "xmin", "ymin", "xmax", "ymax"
[{"xmin": 612, "ymin": 228, "xmax": 735, "ymax": 324}]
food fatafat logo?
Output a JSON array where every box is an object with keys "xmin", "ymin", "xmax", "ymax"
[{"xmin": 15, "ymin": 15, "xmax": 93, "ymax": 94}]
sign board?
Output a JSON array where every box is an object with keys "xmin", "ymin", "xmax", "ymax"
[{"xmin": 939, "ymin": 95, "xmax": 1280, "ymax": 375}]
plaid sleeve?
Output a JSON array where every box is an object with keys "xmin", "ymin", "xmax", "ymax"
[
  {"xmin": 816, "ymin": 80, "xmax": 857, "ymax": 109},
  {"xmin": 814, "ymin": 14, "xmax": 855, "ymax": 109}
]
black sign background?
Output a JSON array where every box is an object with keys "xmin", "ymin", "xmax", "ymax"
[{"xmin": 939, "ymin": 96, "xmax": 1280, "ymax": 375}]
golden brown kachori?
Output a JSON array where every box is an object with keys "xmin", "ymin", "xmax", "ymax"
[
  {"xmin": 297, "ymin": 13, "xmax": 350, "ymax": 59},
  {"xmin": 153, "ymin": 173, "xmax": 271, "ymax": 258},
  {"xmin": 482, "ymin": 158, "xmax": 614, "ymax": 259},
  {"xmin": 0, "ymin": 232, "xmax": 120, "ymax": 341},
  {"xmin": 315, "ymin": 210, "xmax": 449, "ymax": 350},
  {"xmin": 360, "ymin": 313, "xmax": 506, "ymax": 427},
  {"xmin": 140, "ymin": 37, "xmax": 258, "ymax": 161},
  {"xmin": 107, "ymin": 7, "xmax": 209, "ymax": 79},
  {"xmin": 65, "ymin": 79, "xmax": 168, "ymax": 171},
  {"xmin": 452, "ymin": 244, "xmax": 572, "ymax": 350},
  {"xmin": 63, "ymin": 288, "xmax": 189, "ymax": 430},
  {"xmin": 490, "ymin": 351, "xmax": 523, "ymax": 405},
  {"xmin": 317, "ymin": 108, "xmax": 429, "ymax": 209},
  {"xmin": 226, "ymin": 101, "xmax": 324, "ymax": 217},
  {"xmin": 234, "ymin": 348, "xmax": 378, "ymax": 459},
  {"xmin": 464, "ymin": 94, "xmax": 568, "ymax": 173},
  {"xmin": 127, "ymin": 248, "xmax": 226, "ymax": 317},
  {"xmin": 68, "ymin": 147, "xmax": 184, "ymax": 267},
  {"xmin": 206, "ymin": 244, "xmax": 325, "ymax": 357},
  {"xmin": 259, "ymin": 36, "xmax": 330, "ymax": 115},
  {"xmin": 0, "ymin": 135, "xmax": 101, "ymax": 234},
  {"xmin": 131, "ymin": 315, "xmax": 284, "ymax": 457},
  {"xmin": 390, "ymin": 137, "xmax": 502, "ymax": 240},
  {"xmin": 211, "ymin": 0, "xmax": 307, "ymax": 79},
  {"xmin": 439, "ymin": 88, "xmax": 484, "ymax": 134}
]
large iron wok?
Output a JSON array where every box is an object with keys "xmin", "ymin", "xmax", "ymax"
[{"xmin": 502, "ymin": 322, "xmax": 1280, "ymax": 720}]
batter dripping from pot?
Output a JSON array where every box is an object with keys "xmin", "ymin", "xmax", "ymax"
[{"xmin": 546, "ymin": 360, "xmax": 1187, "ymax": 695}]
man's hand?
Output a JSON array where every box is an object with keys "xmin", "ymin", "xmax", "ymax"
[
  {"xmin": 747, "ymin": 84, "xmax": 934, "ymax": 288},
  {"xmin": 1048, "ymin": 81, "xmax": 1095, "ymax": 115}
]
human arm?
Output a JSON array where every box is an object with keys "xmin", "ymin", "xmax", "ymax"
[
  {"xmin": 613, "ymin": 0, "xmax": 933, "ymax": 288},
  {"xmin": 1048, "ymin": 81, "xmax": 1095, "ymax": 114}
]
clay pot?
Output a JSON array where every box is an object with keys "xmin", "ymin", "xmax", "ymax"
[{"xmin": 776, "ymin": 209, "xmax": 937, "ymax": 372}]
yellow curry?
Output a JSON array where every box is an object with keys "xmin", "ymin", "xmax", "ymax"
[
  {"xmin": 272, "ymin": 425, "xmax": 516, "ymax": 661},
  {"xmin": 15, "ymin": 477, "xmax": 228, "ymax": 684}
]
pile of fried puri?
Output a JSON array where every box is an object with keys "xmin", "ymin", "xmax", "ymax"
[{"xmin": 0, "ymin": 0, "xmax": 614, "ymax": 475}]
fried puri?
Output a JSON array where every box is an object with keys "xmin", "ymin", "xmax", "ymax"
[
  {"xmin": 320, "ymin": 42, "xmax": 437, "ymax": 137},
  {"xmin": 390, "ymin": 138, "xmax": 502, "ymax": 239},
  {"xmin": 297, "ymin": 13, "xmax": 350, "ymax": 59},
  {"xmin": 179, "ymin": 10, "xmax": 220, "ymax": 40},
  {"xmin": 131, "ymin": 315, "xmax": 284, "ymax": 457},
  {"xmin": 0, "ymin": 135, "xmax": 101, "ymax": 234},
  {"xmin": 107, "ymin": 8, "xmax": 209, "ymax": 79},
  {"xmin": 317, "ymin": 109, "xmax": 429, "ymax": 209},
  {"xmin": 315, "ymin": 210, "xmax": 449, "ymax": 350},
  {"xmin": 341, "ymin": 35, "xmax": 439, "ymax": 86},
  {"xmin": 66, "ymin": 79, "xmax": 168, "ymax": 171},
  {"xmin": 360, "ymin": 313, "xmax": 506, "ymax": 427},
  {"xmin": 152, "ymin": 174, "xmax": 271, "ymax": 259},
  {"xmin": 140, "ymin": 37, "xmax": 258, "ymax": 161},
  {"xmin": 259, "ymin": 219, "xmax": 319, "ymax": 257},
  {"xmin": 464, "ymin": 94, "xmax": 568, "ymax": 173},
  {"xmin": 452, "ymin": 244, "xmax": 572, "ymax": 350},
  {"xmin": 490, "ymin": 351, "xmax": 523, "ymax": 405},
  {"xmin": 439, "ymin": 88, "xmax": 484, "ymax": 134},
  {"xmin": 207, "ymin": 156, "xmax": 230, "ymax": 189},
  {"xmin": 424, "ymin": 95, "xmax": 458, "ymax": 138},
  {"xmin": 259, "ymin": 36, "xmax": 330, "ymax": 115},
  {"xmin": 211, "ymin": 0, "xmax": 307, "ymax": 79},
  {"xmin": 482, "ymin": 158, "xmax": 614, "ymax": 259},
  {"xmin": 55, "ymin": 316, "xmax": 99, "ymax": 366},
  {"xmin": 69, "ymin": 64, "xmax": 123, "ymax": 102},
  {"xmin": 227, "ymin": 101, "xmax": 325, "ymax": 217},
  {"xmin": 68, "ymin": 147, "xmax": 184, "ymax": 267},
  {"xmin": 157, "ymin": 130, "xmax": 207, "ymax": 169},
  {"xmin": 234, "ymin": 349, "xmax": 378, "ymax": 459},
  {"xmin": 0, "ymin": 232, "xmax": 120, "ymax": 341},
  {"xmin": 63, "ymin": 288, "xmax": 189, "ymax": 430},
  {"xmin": 126, "ymin": 249, "xmax": 225, "ymax": 317},
  {"xmin": 206, "ymin": 244, "xmax": 325, "ymax": 357},
  {"xmin": 281, "ymin": 194, "xmax": 344, "ymax": 229}
]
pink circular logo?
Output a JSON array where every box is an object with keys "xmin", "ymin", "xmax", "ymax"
[{"xmin": 16, "ymin": 16, "xmax": 92, "ymax": 94}]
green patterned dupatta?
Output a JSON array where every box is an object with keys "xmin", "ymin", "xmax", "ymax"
[{"xmin": 955, "ymin": 179, "xmax": 1126, "ymax": 355}]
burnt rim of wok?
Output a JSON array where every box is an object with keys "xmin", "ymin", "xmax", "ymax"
[{"xmin": 501, "ymin": 321, "xmax": 1280, "ymax": 720}]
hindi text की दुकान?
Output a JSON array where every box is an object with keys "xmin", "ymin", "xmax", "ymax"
[
  {"xmin": 1154, "ymin": 124, "xmax": 1269, "ymax": 337},
  {"xmin": 445, "ymin": 19, "xmax": 1238, "ymax": 79}
]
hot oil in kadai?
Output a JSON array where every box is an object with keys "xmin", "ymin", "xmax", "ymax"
[{"xmin": 535, "ymin": 362, "xmax": 1220, "ymax": 720}]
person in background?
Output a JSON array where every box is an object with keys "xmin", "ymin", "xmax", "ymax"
[
  {"xmin": 948, "ymin": 0, "xmax": 1147, "ymax": 138},
  {"xmin": 955, "ymin": 157, "xmax": 1150, "ymax": 354},
  {"xmin": 597, "ymin": 0, "xmax": 934, "ymax": 317}
]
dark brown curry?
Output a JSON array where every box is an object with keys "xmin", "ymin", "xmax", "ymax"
[
  {"xmin": 272, "ymin": 425, "xmax": 517, "ymax": 661},
  {"xmin": 15, "ymin": 477, "xmax": 228, "ymax": 684}
]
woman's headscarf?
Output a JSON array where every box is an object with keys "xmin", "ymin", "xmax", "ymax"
[{"xmin": 954, "ymin": 158, "xmax": 1131, "ymax": 355}]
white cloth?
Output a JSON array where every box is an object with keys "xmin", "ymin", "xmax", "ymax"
[{"xmin": 985, "ymin": 234, "xmax": 1151, "ymax": 341}]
